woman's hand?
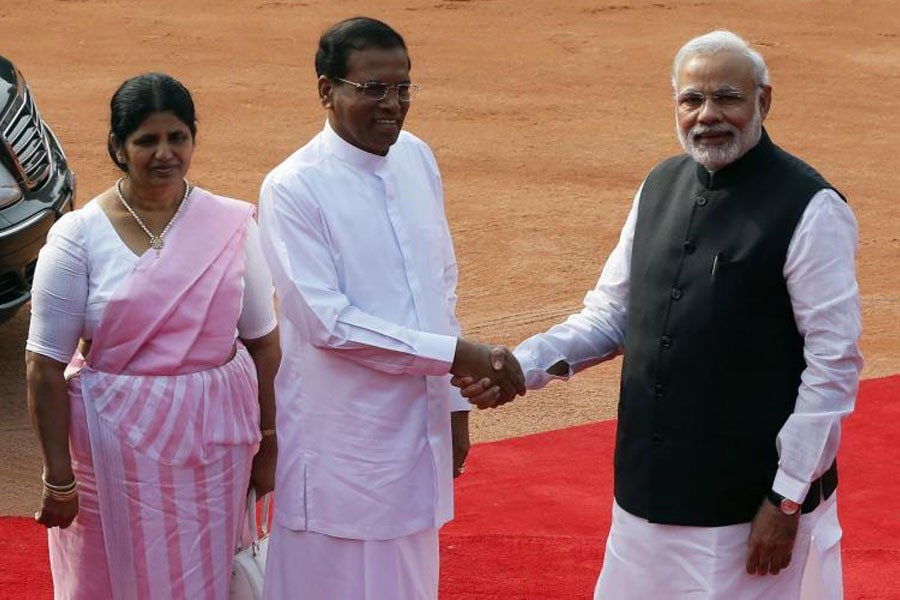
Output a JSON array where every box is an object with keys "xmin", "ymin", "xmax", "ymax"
[
  {"xmin": 242, "ymin": 329, "xmax": 280, "ymax": 497},
  {"xmin": 27, "ymin": 351, "xmax": 78, "ymax": 529},
  {"xmin": 250, "ymin": 435, "xmax": 277, "ymax": 496},
  {"xmin": 35, "ymin": 492, "xmax": 79, "ymax": 529}
]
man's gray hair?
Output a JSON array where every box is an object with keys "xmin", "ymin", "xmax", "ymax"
[{"xmin": 671, "ymin": 30, "xmax": 769, "ymax": 89}]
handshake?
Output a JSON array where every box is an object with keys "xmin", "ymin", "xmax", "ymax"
[{"xmin": 449, "ymin": 339, "xmax": 526, "ymax": 409}]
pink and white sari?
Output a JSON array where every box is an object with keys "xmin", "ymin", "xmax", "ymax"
[{"xmin": 48, "ymin": 189, "xmax": 262, "ymax": 600}]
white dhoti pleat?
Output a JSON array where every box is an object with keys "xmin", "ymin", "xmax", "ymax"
[
  {"xmin": 263, "ymin": 524, "xmax": 439, "ymax": 600},
  {"xmin": 594, "ymin": 494, "xmax": 841, "ymax": 600}
]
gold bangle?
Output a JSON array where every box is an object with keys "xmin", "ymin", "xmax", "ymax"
[
  {"xmin": 46, "ymin": 491, "xmax": 78, "ymax": 502},
  {"xmin": 42, "ymin": 474, "xmax": 77, "ymax": 493},
  {"xmin": 260, "ymin": 428, "xmax": 276, "ymax": 438},
  {"xmin": 44, "ymin": 484, "xmax": 78, "ymax": 502}
]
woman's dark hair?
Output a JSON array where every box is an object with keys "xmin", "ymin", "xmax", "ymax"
[
  {"xmin": 315, "ymin": 17, "xmax": 409, "ymax": 80},
  {"xmin": 107, "ymin": 73, "xmax": 197, "ymax": 172}
]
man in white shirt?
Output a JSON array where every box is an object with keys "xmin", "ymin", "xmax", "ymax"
[
  {"xmin": 258, "ymin": 16, "xmax": 524, "ymax": 600},
  {"xmin": 455, "ymin": 30, "xmax": 862, "ymax": 599}
]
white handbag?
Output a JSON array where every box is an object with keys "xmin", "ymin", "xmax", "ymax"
[{"xmin": 230, "ymin": 490, "xmax": 272, "ymax": 600}]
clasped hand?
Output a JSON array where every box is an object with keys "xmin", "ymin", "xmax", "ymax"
[{"xmin": 449, "ymin": 340, "xmax": 525, "ymax": 409}]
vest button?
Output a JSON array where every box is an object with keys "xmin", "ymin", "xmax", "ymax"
[
  {"xmin": 661, "ymin": 335, "xmax": 672, "ymax": 349},
  {"xmin": 683, "ymin": 241, "xmax": 696, "ymax": 254},
  {"xmin": 652, "ymin": 433, "xmax": 664, "ymax": 446},
  {"xmin": 671, "ymin": 288, "xmax": 683, "ymax": 300},
  {"xmin": 654, "ymin": 384, "xmax": 665, "ymax": 398},
  {"xmin": 697, "ymin": 196, "xmax": 708, "ymax": 207}
]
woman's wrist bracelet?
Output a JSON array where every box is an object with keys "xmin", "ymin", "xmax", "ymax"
[
  {"xmin": 42, "ymin": 473, "xmax": 78, "ymax": 501},
  {"xmin": 41, "ymin": 473, "xmax": 77, "ymax": 493},
  {"xmin": 44, "ymin": 486, "xmax": 78, "ymax": 502}
]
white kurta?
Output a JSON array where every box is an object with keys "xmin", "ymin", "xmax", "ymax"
[
  {"xmin": 514, "ymin": 184, "xmax": 862, "ymax": 598},
  {"xmin": 258, "ymin": 121, "xmax": 468, "ymax": 542}
]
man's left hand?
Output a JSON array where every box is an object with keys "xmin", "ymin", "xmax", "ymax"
[
  {"xmin": 746, "ymin": 498, "xmax": 800, "ymax": 576},
  {"xmin": 451, "ymin": 411, "xmax": 470, "ymax": 478}
]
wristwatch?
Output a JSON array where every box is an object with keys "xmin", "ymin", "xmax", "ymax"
[{"xmin": 767, "ymin": 490, "xmax": 801, "ymax": 516}]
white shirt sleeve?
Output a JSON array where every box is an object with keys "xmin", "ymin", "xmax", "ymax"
[
  {"xmin": 237, "ymin": 220, "xmax": 277, "ymax": 340},
  {"xmin": 258, "ymin": 178, "xmax": 457, "ymax": 377},
  {"xmin": 773, "ymin": 189, "xmax": 863, "ymax": 503},
  {"xmin": 513, "ymin": 186, "xmax": 641, "ymax": 389},
  {"xmin": 25, "ymin": 213, "xmax": 88, "ymax": 364}
]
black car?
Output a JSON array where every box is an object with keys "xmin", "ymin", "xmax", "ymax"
[{"xmin": 0, "ymin": 55, "xmax": 75, "ymax": 324}]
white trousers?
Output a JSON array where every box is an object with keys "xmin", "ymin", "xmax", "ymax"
[
  {"xmin": 594, "ymin": 494, "xmax": 842, "ymax": 599},
  {"xmin": 263, "ymin": 524, "xmax": 439, "ymax": 600}
]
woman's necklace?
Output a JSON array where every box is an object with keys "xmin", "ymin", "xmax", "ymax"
[{"xmin": 114, "ymin": 177, "xmax": 191, "ymax": 257}]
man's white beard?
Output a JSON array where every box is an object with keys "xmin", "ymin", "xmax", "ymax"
[{"xmin": 677, "ymin": 106, "xmax": 762, "ymax": 172}]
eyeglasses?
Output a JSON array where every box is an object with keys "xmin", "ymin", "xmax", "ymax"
[
  {"xmin": 334, "ymin": 78, "xmax": 420, "ymax": 103},
  {"xmin": 675, "ymin": 86, "xmax": 762, "ymax": 111}
]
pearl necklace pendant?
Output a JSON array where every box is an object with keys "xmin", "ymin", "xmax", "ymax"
[{"xmin": 115, "ymin": 177, "xmax": 190, "ymax": 258}]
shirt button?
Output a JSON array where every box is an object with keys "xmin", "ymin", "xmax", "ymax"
[
  {"xmin": 652, "ymin": 433, "xmax": 664, "ymax": 446},
  {"xmin": 661, "ymin": 336, "xmax": 672, "ymax": 349},
  {"xmin": 697, "ymin": 196, "xmax": 708, "ymax": 207},
  {"xmin": 671, "ymin": 288, "xmax": 683, "ymax": 300},
  {"xmin": 654, "ymin": 384, "xmax": 665, "ymax": 398},
  {"xmin": 683, "ymin": 241, "xmax": 696, "ymax": 254}
]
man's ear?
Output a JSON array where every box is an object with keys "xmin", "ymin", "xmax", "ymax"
[
  {"xmin": 318, "ymin": 75, "xmax": 334, "ymax": 109},
  {"xmin": 758, "ymin": 84, "xmax": 772, "ymax": 122}
]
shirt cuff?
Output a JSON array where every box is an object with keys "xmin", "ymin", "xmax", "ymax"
[
  {"xmin": 513, "ymin": 347, "xmax": 571, "ymax": 390},
  {"xmin": 772, "ymin": 468, "xmax": 811, "ymax": 504},
  {"xmin": 449, "ymin": 390, "xmax": 473, "ymax": 412},
  {"xmin": 414, "ymin": 333, "xmax": 458, "ymax": 376}
]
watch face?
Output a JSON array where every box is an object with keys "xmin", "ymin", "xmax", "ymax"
[{"xmin": 780, "ymin": 499, "xmax": 801, "ymax": 515}]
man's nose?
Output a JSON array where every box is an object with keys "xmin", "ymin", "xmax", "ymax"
[
  {"xmin": 696, "ymin": 98, "xmax": 722, "ymax": 124},
  {"xmin": 378, "ymin": 88, "xmax": 403, "ymax": 110}
]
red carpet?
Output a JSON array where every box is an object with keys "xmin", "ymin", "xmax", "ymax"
[
  {"xmin": 2, "ymin": 375, "xmax": 898, "ymax": 599},
  {"xmin": 441, "ymin": 374, "xmax": 900, "ymax": 599}
]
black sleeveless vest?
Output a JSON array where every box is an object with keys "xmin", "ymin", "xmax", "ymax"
[{"xmin": 615, "ymin": 129, "xmax": 840, "ymax": 526}]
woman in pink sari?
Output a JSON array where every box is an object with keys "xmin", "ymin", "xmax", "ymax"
[{"xmin": 25, "ymin": 73, "xmax": 280, "ymax": 599}]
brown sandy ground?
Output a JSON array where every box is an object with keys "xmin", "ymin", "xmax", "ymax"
[{"xmin": 0, "ymin": 0, "xmax": 897, "ymax": 514}]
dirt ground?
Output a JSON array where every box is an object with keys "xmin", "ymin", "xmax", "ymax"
[{"xmin": 1, "ymin": 0, "xmax": 897, "ymax": 515}]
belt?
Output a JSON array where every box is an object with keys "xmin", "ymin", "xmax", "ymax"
[{"xmin": 801, "ymin": 459, "xmax": 838, "ymax": 514}]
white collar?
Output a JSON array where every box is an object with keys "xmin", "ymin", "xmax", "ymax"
[{"xmin": 323, "ymin": 119, "xmax": 391, "ymax": 171}]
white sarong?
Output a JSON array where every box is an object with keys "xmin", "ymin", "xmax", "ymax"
[
  {"xmin": 263, "ymin": 525, "xmax": 439, "ymax": 600},
  {"xmin": 594, "ymin": 494, "xmax": 841, "ymax": 599}
]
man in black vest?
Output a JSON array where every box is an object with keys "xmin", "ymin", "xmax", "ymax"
[{"xmin": 454, "ymin": 30, "xmax": 862, "ymax": 599}]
